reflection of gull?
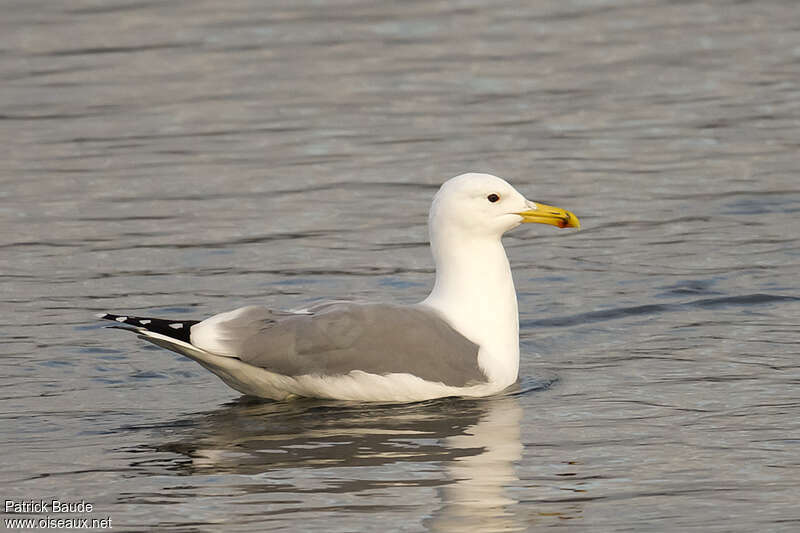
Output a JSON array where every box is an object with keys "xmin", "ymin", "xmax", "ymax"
[
  {"xmin": 428, "ymin": 396, "xmax": 524, "ymax": 532},
  {"xmin": 100, "ymin": 173, "xmax": 578, "ymax": 401},
  {"xmin": 126, "ymin": 394, "xmax": 536, "ymax": 527},
  {"xmin": 141, "ymin": 397, "xmax": 507, "ymax": 476}
]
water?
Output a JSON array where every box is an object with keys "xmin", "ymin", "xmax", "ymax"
[{"xmin": 2, "ymin": 0, "xmax": 799, "ymax": 531}]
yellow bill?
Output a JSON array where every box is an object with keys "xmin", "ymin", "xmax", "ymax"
[{"xmin": 517, "ymin": 202, "xmax": 580, "ymax": 229}]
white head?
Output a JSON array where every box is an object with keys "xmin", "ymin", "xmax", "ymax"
[{"xmin": 429, "ymin": 172, "xmax": 579, "ymax": 241}]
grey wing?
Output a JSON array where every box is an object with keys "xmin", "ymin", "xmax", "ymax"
[{"xmin": 191, "ymin": 303, "xmax": 486, "ymax": 387}]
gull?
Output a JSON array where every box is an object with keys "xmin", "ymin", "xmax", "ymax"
[{"xmin": 99, "ymin": 173, "xmax": 579, "ymax": 402}]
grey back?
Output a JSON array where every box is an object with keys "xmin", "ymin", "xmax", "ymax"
[{"xmin": 196, "ymin": 302, "xmax": 485, "ymax": 387}]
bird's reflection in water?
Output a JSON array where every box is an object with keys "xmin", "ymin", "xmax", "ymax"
[
  {"xmin": 426, "ymin": 395, "xmax": 524, "ymax": 532},
  {"xmin": 136, "ymin": 387, "xmax": 544, "ymax": 530}
]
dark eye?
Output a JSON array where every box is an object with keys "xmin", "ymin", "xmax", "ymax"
[{"xmin": 487, "ymin": 193, "xmax": 500, "ymax": 203}]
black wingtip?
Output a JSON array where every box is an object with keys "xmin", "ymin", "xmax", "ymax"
[{"xmin": 97, "ymin": 312, "xmax": 200, "ymax": 344}]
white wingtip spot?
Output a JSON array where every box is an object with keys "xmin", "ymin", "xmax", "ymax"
[
  {"xmin": 115, "ymin": 316, "xmax": 128, "ymax": 322},
  {"xmin": 95, "ymin": 313, "xmax": 109, "ymax": 319},
  {"xmin": 169, "ymin": 323, "xmax": 184, "ymax": 329},
  {"xmin": 139, "ymin": 319, "xmax": 151, "ymax": 325}
]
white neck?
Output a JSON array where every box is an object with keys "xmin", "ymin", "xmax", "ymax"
[{"xmin": 420, "ymin": 227, "xmax": 520, "ymax": 387}]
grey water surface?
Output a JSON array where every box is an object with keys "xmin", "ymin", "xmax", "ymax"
[{"xmin": 2, "ymin": 1, "xmax": 799, "ymax": 531}]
